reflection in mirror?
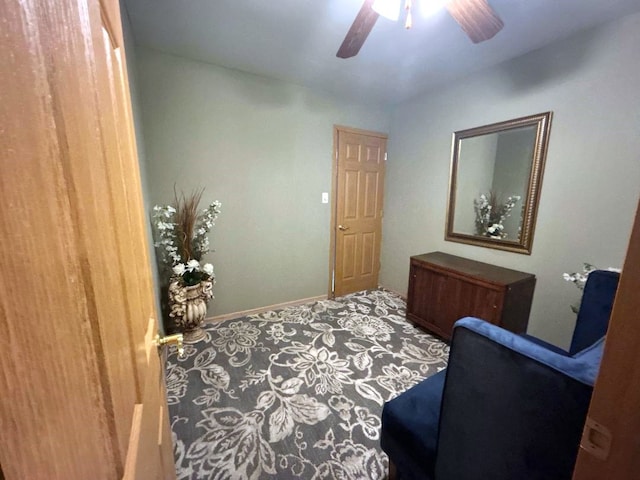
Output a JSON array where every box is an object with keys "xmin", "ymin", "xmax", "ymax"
[{"xmin": 446, "ymin": 112, "xmax": 552, "ymax": 254}]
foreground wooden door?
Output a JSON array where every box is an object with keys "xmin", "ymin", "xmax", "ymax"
[
  {"xmin": 572, "ymin": 197, "xmax": 640, "ymax": 480},
  {"xmin": 0, "ymin": 0, "xmax": 175, "ymax": 478},
  {"xmin": 332, "ymin": 127, "xmax": 387, "ymax": 297}
]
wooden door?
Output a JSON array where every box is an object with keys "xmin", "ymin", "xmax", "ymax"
[
  {"xmin": 0, "ymin": 0, "xmax": 175, "ymax": 478},
  {"xmin": 572, "ymin": 197, "xmax": 640, "ymax": 480},
  {"xmin": 332, "ymin": 127, "xmax": 387, "ymax": 297}
]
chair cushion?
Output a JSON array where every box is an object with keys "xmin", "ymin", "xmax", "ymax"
[{"xmin": 381, "ymin": 370, "xmax": 446, "ymax": 480}]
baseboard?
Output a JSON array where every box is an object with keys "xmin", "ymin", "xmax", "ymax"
[{"xmin": 204, "ymin": 294, "xmax": 328, "ymax": 324}]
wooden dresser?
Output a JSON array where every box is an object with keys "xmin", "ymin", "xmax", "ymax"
[{"xmin": 406, "ymin": 252, "xmax": 536, "ymax": 341}]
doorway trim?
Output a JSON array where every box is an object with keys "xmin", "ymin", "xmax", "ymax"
[{"xmin": 328, "ymin": 125, "xmax": 388, "ymax": 298}]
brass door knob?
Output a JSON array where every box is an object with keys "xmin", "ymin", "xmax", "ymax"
[
  {"xmin": 156, "ymin": 333, "xmax": 185, "ymax": 358},
  {"xmin": 338, "ymin": 225, "xmax": 350, "ymax": 231}
]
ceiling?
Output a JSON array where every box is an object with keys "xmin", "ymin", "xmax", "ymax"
[{"xmin": 124, "ymin": 0, "xmax": 640, "ymax": 105}]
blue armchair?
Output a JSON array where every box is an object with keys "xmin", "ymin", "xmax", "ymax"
[{"xmin": 381, "ymin": 270, "xmax": 620, "ymax": 480}]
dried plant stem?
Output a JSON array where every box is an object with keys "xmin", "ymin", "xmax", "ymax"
[
  {"xmin": 174, "ymin": 186, "xmax": 204, "ymax": 261},
  {"xmin": 487, "ymin": 190, "xmax": 503, "ymax": 210}
]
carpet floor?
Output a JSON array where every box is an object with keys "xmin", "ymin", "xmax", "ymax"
[{"xmin": 166, "ymin": 289, "xmax": 449, "ymax": 479}]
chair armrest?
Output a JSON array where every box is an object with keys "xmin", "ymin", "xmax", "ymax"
[
  {"xmin": 518, "ymin": 333, "xmax": 570, "ymax": 356},
  {"xmin": 434, "ymin": 317, "xmax": 602, "ymax": 480}
]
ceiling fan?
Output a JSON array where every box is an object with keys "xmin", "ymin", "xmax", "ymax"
[{"xmin": 337, "ymin": 0, "xmax": 504, "ymax": 58}]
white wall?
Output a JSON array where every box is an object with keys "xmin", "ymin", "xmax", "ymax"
[
  {"xmin": 380, "ymin": 13, "xmax": 640, "ymax": 347},
  {"xmin": 135, "ymin": 47, "xmax": 389, "ymax": 316}
]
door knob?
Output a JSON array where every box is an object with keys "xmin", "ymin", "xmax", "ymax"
[
  {"xmin": 338, "ymin": 225, "xmax": 350, "ymax": 231},
  {"xmin": 156, "ymin": 333, "xmax": 185, "ymax": 358}
]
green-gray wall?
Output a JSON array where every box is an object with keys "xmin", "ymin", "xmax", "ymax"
[
  {"xmin": 380, "ymin": 13, "xmax": 640, "ymax": 348},
  {"xmin": 135, "ymin": 47, "xmax": 389, "ymax": 316},
  {"xmin": 126, "ymin": 12, "xmax": 640, "ymax": 346}
]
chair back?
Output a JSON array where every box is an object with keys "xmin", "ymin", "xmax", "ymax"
[{"xmin": 569, "ymin": 270, "xmax": 620, "ymax": 356}]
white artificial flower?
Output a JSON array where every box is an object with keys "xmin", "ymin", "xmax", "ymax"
[
  {"xmin": 186, "ymin": 259, "xmax": 200, "ymax": 272},
  {"xmin": 157, "ymin": 221, "xmax": 173, "ymax": 230},
  {"xmin": 202, "ymin": 263, "xmax": 214, "ymax": 276},
  {"xmin": 172, "ymin": 263, "xmax": 186, "ymax": 275}
]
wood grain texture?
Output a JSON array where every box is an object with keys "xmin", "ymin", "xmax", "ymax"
[
  {"xmin": 45, "ymin": 0, "xmax": 142, "ymax": 463},
  {"xmin": 98, "ymin": 0, "xmax": 157, "ymax": 395},
  {"xmin": 97, "ymin": 0, "xmax": 174, "ymax": 474},
  {"xmin": 446, "ymin": 0, "xmax": 504, "ymax": 43},
  {"xmin": 407, "ymin": 252, "xmax": 535, "ymax": 340},
  {"xmin": 93, "ymin": 6, "xmax": 152, "ymax": 422},
  {"xmin": 573, "ymin": 199, "xmax": 640, "ymax": 480},
  {"xmin": 0, "ymin": 0, "xmax": 118, "ymax": 476},
  {"xmin": 0, "ymin": 0, "xmax": 172, "ymax": 477},
  {"xmin": 123, "ymin": 319, "xmax": 174, "ymax": 480}
]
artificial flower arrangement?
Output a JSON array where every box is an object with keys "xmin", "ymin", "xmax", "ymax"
[
  {"xmin": 153, "ymin": 188, "xmax": 221, "ymax": 286},
  {"xmin": 152, "ymin": 188, "xmax": 221, "ymax": 338},
  {"xmin": 473, "ymin": 191, "xmax": 521, "ymax": 239},
  {"xmin": 563, "ymin": 263, "xmax": 621, "ymax": 313}
]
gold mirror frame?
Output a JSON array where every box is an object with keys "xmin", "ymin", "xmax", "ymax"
[{"xmin": 445, "ymin": 112, "xmax": 552, "ymax": 255}]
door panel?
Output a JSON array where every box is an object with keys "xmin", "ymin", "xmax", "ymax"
[
  {"xmin": 95, "ymin": 0, "xmax": 175, "ymax": 476},
  {"xmin": 96, "ymin": 6, "xmax": 148, "ymax": 401},
  {"xmin": 333, "ymin": 127, "xmax": 387, "ymax": 297},
  {"xmin": 363, "ymin": 171, "xmax": 380, "ymax": 218},
  {"xmin": 342, "ymin": 234, "xmax": 357, "ymax": 279},
  {"xmin": 361, "ymin": 232, "xmax": 376, "ymax": 275},
  {"xmin": 343, "ymin": 169, "xmax": 359, "ymax": 219},
  {"xmin": 0, "ymin": 0, "xmax": 175, "ymax": 477},
  {"xmin": 123, "ymin": 319, "xmax": 174, "ymax": 479}
]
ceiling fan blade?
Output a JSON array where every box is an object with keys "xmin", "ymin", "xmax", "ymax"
[
  {"xmin": 337, "ymin": 0, "xmax": 379, "ymax": 59},
  {"xmin": 446, "ymin": 0, "xmax": 504, "ymax": 44}
]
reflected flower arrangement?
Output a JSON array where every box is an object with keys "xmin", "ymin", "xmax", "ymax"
[{"xmin": 473, "ymin": 190, "xmax": 521, "ymax": 239}]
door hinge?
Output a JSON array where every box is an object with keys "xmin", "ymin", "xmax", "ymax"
[
  {"xmin": 384, "ymin": 152, "xmax": 388, "ymax": 161},
  {"xmin": 580, "ymin": 416, "xmax": 612, "ymax": 460},
  {"xmin": 331, "ymin": 268, "xmax": 335, "ymax": 298}
]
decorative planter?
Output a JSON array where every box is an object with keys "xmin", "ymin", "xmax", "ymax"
[{"xmin": 168, "ymin": 279, "xmax": 214, "ymax": 343}]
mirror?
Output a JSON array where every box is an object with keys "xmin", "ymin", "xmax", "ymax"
[{"xmin": 445, "ymin": 112, "xmax": 552, "ymax": 254}]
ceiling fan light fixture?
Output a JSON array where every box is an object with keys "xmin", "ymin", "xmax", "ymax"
[
  {"xmin": 337, "ymin": 0, "xmax": 504, "ymax": 59},
  {"xmin": 372, "ymin": 0, "xmax": 401, "ymax": 21}
]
